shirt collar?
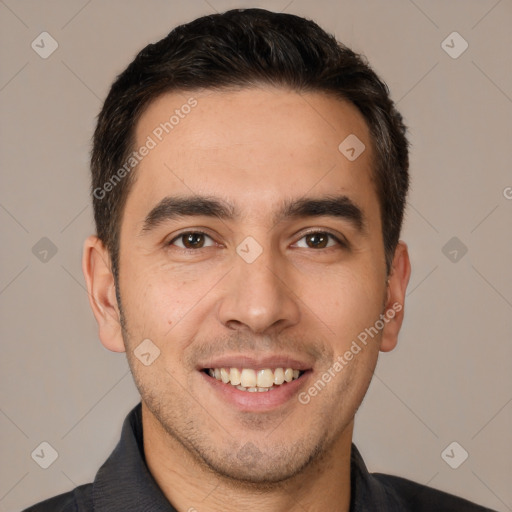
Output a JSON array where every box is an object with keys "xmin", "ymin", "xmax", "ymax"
[
  {"xmin": 350, "ymin": 443, "xmax": 408, "ymax": 511},
  {"xmin": 93, "ymin": 403, "xmax": 176, "ymax": 511},
  {"xmin": 92, "ymin": 402, "xmax": 406, "ymax": 511}
]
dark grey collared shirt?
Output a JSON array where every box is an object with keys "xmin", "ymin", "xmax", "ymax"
[{"xmin": 23, "ymin": 403, "xmax": 496, "ymax": 511}]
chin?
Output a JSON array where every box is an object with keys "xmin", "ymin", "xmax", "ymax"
[{"xmin": 197, "ymin": 440, "xmax": 324, "ymax": 488}]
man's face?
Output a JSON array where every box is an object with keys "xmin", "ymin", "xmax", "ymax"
[{"xmin": 114, "ymin": 87, "xmax": 396, "ymax": 483}]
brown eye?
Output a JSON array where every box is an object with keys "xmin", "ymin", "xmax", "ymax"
[
  {"xmin": 305, "ymin": 232, "xmax": 329, "ymax": 248},
  {"xmin": 295, "ymin": 231, "xmax": 342, "ymax": 249},
  {"xmin": 170, "ymin": 232, "xmax": 214, "ymax": 249}
]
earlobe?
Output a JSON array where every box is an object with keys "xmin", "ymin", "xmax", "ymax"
[
  {"xmin": 380, "ymin": 241, "xmax": 411, "ymax": 352},
  {"xmin": 82, "ymin": 235, "xmax": 126, "ymax": 353}
]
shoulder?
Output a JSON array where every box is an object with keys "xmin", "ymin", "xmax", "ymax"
[
  {"xmin": 21, "ymin": 483, "xmax": 93, "ymax": 512},
  {"xmin": 373, "ymin": 473, "xmax": 496, "ymax": 511}
]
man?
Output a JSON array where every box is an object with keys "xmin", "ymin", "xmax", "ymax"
[{"xmin": 24, "ymin": 8, "xmax": 496, "ymax": 512}]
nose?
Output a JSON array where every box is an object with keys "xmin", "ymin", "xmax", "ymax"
[{"xmin": 217, "ymin": 245, "xmax": 301, "ymax": 334}]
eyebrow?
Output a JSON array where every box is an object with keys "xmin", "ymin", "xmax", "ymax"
[{"xmin": 139, "ymin": 194, "xmax": 366, "ymax": 235}]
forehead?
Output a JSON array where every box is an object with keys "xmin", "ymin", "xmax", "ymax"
[{"xmin": 128, "ymin": 87, "xmax": 378, "ymax": 225}]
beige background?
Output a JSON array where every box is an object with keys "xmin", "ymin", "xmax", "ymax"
[{"xmin": 1, "ymin": 0, "xmax": 511, "ymax": 511}]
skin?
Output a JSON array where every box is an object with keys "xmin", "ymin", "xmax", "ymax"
[{"xmin": 83, "ymin": 87, "xmax": 410, "ymax": 512}]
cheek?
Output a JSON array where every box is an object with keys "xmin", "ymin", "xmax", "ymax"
[
  {"xmin": 303, "ymin": 265, "xmax": 384, "ymax": 351},
  {"xmin": 118, "ymin": 259, "xmax": 218, "ymax": 343}
]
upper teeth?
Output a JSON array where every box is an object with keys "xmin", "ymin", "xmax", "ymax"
[{"xmin": 209, "ymin": 367, "xmax": 301, "ymax": 389}]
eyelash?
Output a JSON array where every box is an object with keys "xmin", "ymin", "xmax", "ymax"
[{"xmin": 167, "ymin": 230, "xmax": 348, "ymax": 251}]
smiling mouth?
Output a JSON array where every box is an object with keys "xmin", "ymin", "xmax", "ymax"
[{"xmin": 202, "ymin": 367, "xmax": 306, "ymax": 392}]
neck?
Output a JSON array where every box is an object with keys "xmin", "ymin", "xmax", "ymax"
[{"xmin": 142, "ymin": 402, "xmax": 353, "ymax": 512}]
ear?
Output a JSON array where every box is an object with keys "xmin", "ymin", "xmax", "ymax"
[
  {"xmin": 82, "ymin": 235, "xmax": 126, "ymax": 353},
  {"xmin": 380, "ymin": 241, "xmax": 411, "ymax": 352}
]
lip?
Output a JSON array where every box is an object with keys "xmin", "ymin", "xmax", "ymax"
[
  {"xmin": 200, "ymin": 368, "xmax": 312, "ymax": 412},
  {"xmin": 197, "ymin": 354, "xmax": 314, "ymax": 372}
]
